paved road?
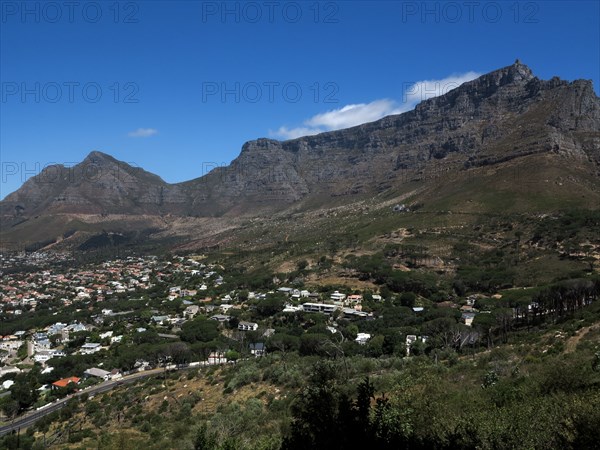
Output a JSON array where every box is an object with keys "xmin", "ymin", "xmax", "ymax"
[{"xmin": 0, "ymin": 367, "xmax": 165, "ymax": 437}]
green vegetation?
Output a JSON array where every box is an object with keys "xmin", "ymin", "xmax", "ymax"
[
  {"xmin": 2, "ymin": 311, "xmax": 599, "ymax": 450},
  {"xmin": 1, "ymin": 205, "xmax": 599, "ymax": 449}
]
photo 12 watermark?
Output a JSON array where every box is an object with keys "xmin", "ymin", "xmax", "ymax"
[
  {"xmin": 200, "ymin": 1, "xmax": 340, "ymax": 24},
  {"xmin": 201, "ymin": 81, "xmax": 339, "ymax": 104},
  {"xmin": 1, "ymin": 82, "xmax": 140, "ymax": 104},
  {"xmin": 400, "ymin": 1, "xmax": 540, "ymax": 24},
  {"xmin": 401, "ymin": 79, "xmax": 468, "ymax": 103},
  {"xmin": 1, "ymin": 1, "xmax": 140, "ymax": 24},
  {"xmin": 1, "ymin": 159, "xmax": 143, "ymax": 187}
]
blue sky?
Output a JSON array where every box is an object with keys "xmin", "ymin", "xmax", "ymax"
[{"xmin": 1, "ymin": 0, "xmax": 599, "ymax": 198}]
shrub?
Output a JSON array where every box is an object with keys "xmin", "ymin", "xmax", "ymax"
[{"xmin": 226, "ymin": 363, "xmax": 261, "ymax": 390}]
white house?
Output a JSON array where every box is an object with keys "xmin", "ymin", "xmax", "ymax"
[
  {"xmin": 238, "ymin": 321, "xmax": 258, "ymax": 331},
  {"xmin": 330, "ymin": 291, "xmax": 346, "ymax": 302},
  {"xmin": 405, "ymin": 335, "xmax": 428, "ymax": 356},
  {"xmin": 220, "ymin": 304, "xmax": 234, "ymax": 314},
  {"xmin": 33, "ymin": 352, "xmax": 52, "ymax": 363},
  {"xmin": 34, "ymin": 349, "xmax": 65, "ymax": 363},
  {"xmin": 355, "ymin": 333, "xmax": 371, "ymax": 345},
  {"xmin": 210, "ymin": 314, "xmax": 231, "ymax": 322},
  {"xmin": 461, "ymin": 312, "xmax": 476, "ymax": 327},
  {"xmin": 283, "ymin": 304, "xmax": 303, "ymax": 313},
  {"xmin": 184, "ymin": 305, "xmax": 200, "ymax": 318},
  {"xmin": 345, "ymin": 294, "xmax": 363, "ymax": 305},
  {"xmin": 151, "ymin": 315, "xmax": 169, "ymax": 324},
  {"xmin": 302, "ymin": 303, "xmax": 339, "ymax": 314},
  {"xmin": 80, "ymin": 343, "xmax": 102, "ymax": 354},
  {"xmin": 207, "ymin": 352, "xmax": 227, "ymax": 365},
  {"xmin": 343, "ymin": 307, "xmax": 371, "ymax": 318},
  {"xmin": 84, "ymin": 367, "xmax": 111, "ymax": 380}
]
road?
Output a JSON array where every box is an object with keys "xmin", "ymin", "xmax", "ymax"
[{"xmin": 0, "ymin": 367, "xmax": 166, "ymax": 437}]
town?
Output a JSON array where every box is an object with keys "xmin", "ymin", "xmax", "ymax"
[{"xmin": 0, "ymin": 252, "xmax": 417, "ymax": 418}]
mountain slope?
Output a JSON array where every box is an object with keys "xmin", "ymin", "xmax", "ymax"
[
  {"xmin": 190, "ymin": 61, "xmax": 598, "ymax": 210},
  {"xmin": 0, "ymin": 151, "xmax": 189, "ymax": 218},
  {"xmin": 1, "ymin": 60, "xmax": 599, "ymax": 250}
]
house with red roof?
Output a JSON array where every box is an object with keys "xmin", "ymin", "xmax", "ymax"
[{"xmin": 52, "ymin": 376, "xmax": 80, "ymax": 389}]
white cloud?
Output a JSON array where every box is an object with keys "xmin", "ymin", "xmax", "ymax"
[
  {"xmin": 271, "ymin": 126, "xmax": 323, "ymax": 140},
  {"xmin": 128, "ymin": 128, "xmax": 158, "ymax": 138},
  {"xmin": 402, "ymin": 72, "xmax": 481, "ymax": 106},
  {"xmin": 270, "ymin": 71, "xmax": 481, "ymax": 140},
  {"xmin": 305, "ymin": 99, "xmax": 403, "ymax": 130}
]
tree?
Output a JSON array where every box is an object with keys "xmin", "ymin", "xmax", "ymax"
[
  {"xmin": 366, "ymin": 335, "xmax": 385, "ymax": 357},
  {"xmin": 0, "ymin": 397, "xmax": 18, "ymax": 419},
  {"xmin": 482, "ymin": 370, "xmax": 499, "ymax": 388},
  {"xmin": 10, "ymin": 371, "xmax": 39, "ymax": 412},
  {"xmin": 267, "ymin": 334, "xmax": 300, "ymax": 353},
  {"xmin": 194, "ymin": 424, "xmax": 217, "ymax": 450},
  {"xmin": 282, "ymin": 361, "xmax": 346, "ymax": 450},
  {"xmin": 267, "ymin": 334, "xmax": 299, "ymax": 371},
  {"xmin": 296, "ymin": 260, "xmax": 309, "ymax": 271},
  {"xmin": 256, "ymin": 296, "xmax": 284, "ymax": 318},
  {"xmin": 581, "ymin": 244, "xmax": 596, "ymax": 272},
  {"xmin": 282, "ymin": 366, "xmax": 417, "ymax": 450},
  {"xmin": 237, "ymin": 290, "xmax": 249, "ymax": 302},
  {"xmin": 164, "ymin": 342, "xmax": 191, "ymax": 365},
  {"xmin": 299, "ymin": 334, "xmax": 328, "ymax": 356},
  {"xmin": 473, "ymin": 313, "xmax": 496, "ymax": 348},
  {"xmin": 495, "ymin": 308, "xmax": 514, "ymax": 344},
  {"xmin": 399, "ymin": 292, "xmax": 416, "ymax": 308},
  {"xmin": 344, "ymin": 324, "xmax": 359, "ymax": 340},
  {"xmin": 225, "ymin": 350, "xmax": 240, "ymax": 362},
  {"xmin": 593, "ymin": 351, "xmax": 600, "ymax": 373},
  {"xmin": 228, "ymin": 315, "xmax": 240, "ymax": 329},
  {"xmin": 180, "ymin": 318, "xmax": 219, "ymax": 343},
  {"xmin": 16, "ymin": 342, "xmax": 27, "ymax": 360},
  {"xmin": 133, "ymin": 329, "xmax": 160, "ymax": 345}
]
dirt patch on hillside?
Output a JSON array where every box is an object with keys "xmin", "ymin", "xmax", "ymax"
[{"xmin": 564, "ymin": 323, "xmax": 600, "ymax": 353}]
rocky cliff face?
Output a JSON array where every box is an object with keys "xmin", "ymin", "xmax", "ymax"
[
  {"xmin": 2, "ymin": 61, "xmax": 599, "ymax": 229},
  {"xmin": 175, "ymin": 61, "xmax": 599, "ymax": 211}
]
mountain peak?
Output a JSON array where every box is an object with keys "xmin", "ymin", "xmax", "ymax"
[
  {"xmin": 82, "ymin": 150, "xmax": 117, "ymax": 165},
  {"xmin": 411, "ymin": 59, "xmax": 537, "ymax": 113},
  {"xmin": 482, "ymin": 59, "xmax": 535, "ymax": 86},
  {"xmin": 507, "ymin": 58, "xmax": 534, "ymax": 81},
  {"xmin": 241, "ymin": 138, "xmax": 282, "ymax": 153}
]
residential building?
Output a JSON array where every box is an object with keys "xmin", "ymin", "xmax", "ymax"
[
  {"xmin": 84, "ymin": 367, "xmax": 111, "ymax": 380},
  {"xmin": 355, "ymin": 333, "xmax": 371, "ymax": 345},
  {"xmin": 52, "ymin": 376, "xmax": 80, "ymax": 389},
  {"xmin": 249, "ymin": 342, "xmax": 266, "ymax": 357},
  {"xmin": 238, "ymin": 321, "xmax": 259, "ymax": 331}
]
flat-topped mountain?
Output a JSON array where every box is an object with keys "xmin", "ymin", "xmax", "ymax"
[{"xmin": 1, "ymin": 61, "xmax": 599, "ymax": 250}]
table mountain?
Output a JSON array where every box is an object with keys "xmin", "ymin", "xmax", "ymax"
[{"xmin": 1, "ymin": 60, "xmax": 599, "ymax": 250}]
